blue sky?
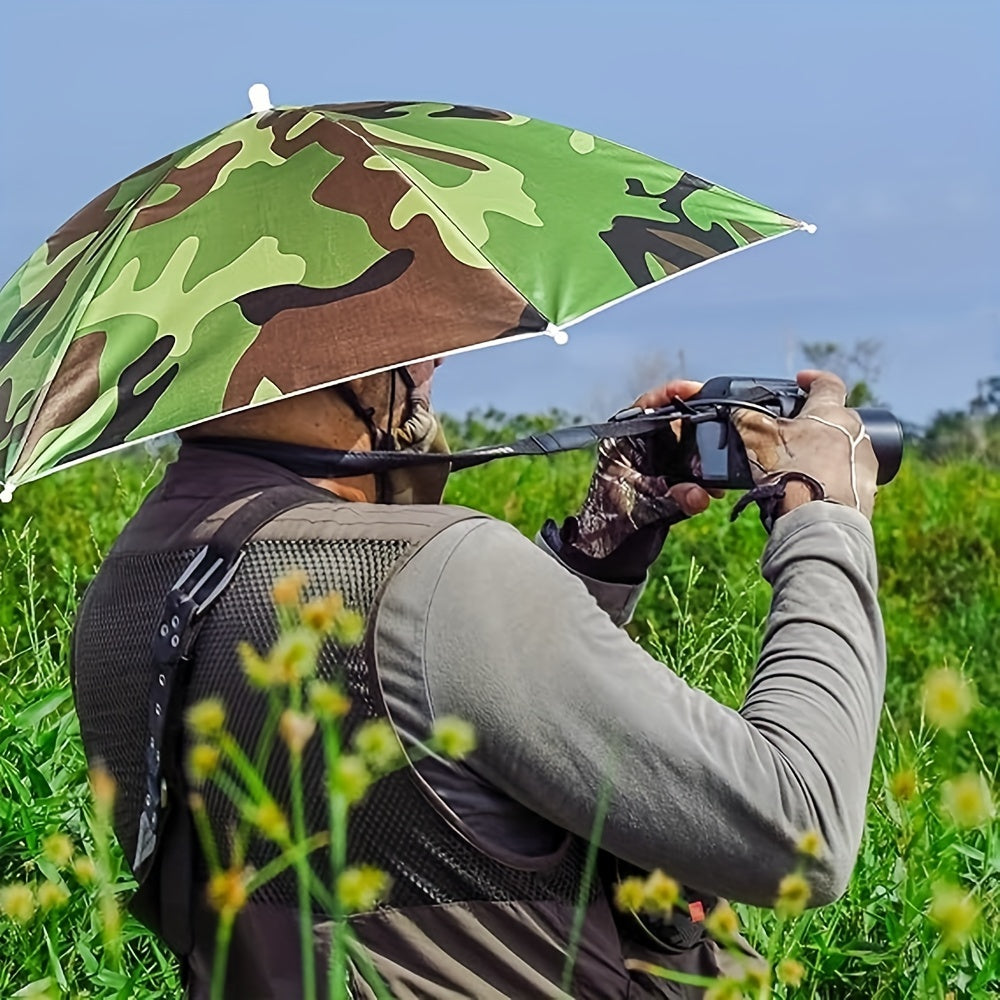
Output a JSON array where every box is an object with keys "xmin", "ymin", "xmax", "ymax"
[{"xmin": 2, "ymin": 0, "xmax": 997, "ymax": 426}]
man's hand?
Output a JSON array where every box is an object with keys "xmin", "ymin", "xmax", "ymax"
[
  {"xmin": 732, "ymin": 370, "xmax": 879, "ymax": 520},
  {"xmin": 561, "ymin": 379, "xmax": 718, "ymax": 563}
]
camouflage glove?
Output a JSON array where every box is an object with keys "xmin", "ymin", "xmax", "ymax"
[
  {"xmin": 731, "ymin": 371, "xmax": 878, "ymax": 530},
  {"xmin": 562, "ymin": 433, "xmax": 690, "ymax": 561}
]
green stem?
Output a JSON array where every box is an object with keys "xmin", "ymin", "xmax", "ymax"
[
  {"xmin": 622, "ymin": 961, "xmax": 724, "ymax": 989},
  {"xmin": 345, "ymin": 930, "xmax": 395, "ymax": 1000},
  {"xmin": 190, "ymin": 792, "xmax": 223, "ymax": 874},
  {"xmin": 245, "ymin": 832, "xmax": 332, "ymax": 904},
  {"xmin": 219, "ymin": 732, "xmax": 274, "ymax": 804},
  {"xmin": 254, "ymin": 691, "xmax": 283, "ymax": 774},
  {"xmin": 561, "ymin": 774, "xmax": 612, "ymax": 995},
  {"xmin": 323, "ymin": 721, "xmax": 348, "ymax": 1000},
  {"xmin": 210, "ymin": 911, "xmax": 235, "ymax": 1000},
  {"xmin": 289, "ymin": 683, "xmax": 317, "ymax": 1000}
]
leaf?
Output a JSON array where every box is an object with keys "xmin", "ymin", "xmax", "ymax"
[
  {"xmin": 42, "ymin": 927, "xmax": 68, "ymax": 991},
  {"xmin": 15, "ymin": 689, "xmax": 72, "ymax": 730},
  {"xmin": 13, "ymin": 979, "xmax": 53, "ymax": 998}
]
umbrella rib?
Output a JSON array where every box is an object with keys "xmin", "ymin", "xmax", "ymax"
[
  {"xmin": 560, "ymin": 223, "xmax": 814, "ymax": 332},
  {"xmin": 4, "ymin": 155, "xmax": 188, "ymax": 484}
]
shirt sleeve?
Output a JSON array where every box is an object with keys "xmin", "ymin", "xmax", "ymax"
[
  {"xmin": 374, "ymin": 503, "xmax": 885, "ymax": 907},
  {"xmin": 533, "ymin": 522, "xmax": 647, "ymax": 626}
]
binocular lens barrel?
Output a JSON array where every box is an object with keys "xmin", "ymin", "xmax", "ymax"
[{"xmin": 855, "ymin": 408, "xmax": 904, "ymax": 485}]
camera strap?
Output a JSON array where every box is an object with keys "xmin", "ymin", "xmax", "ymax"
[{"xmin": 191, "ymin": 410, "xmax": 680, "ymax": 480}]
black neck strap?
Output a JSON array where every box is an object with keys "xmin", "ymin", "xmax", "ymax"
[{"xmin": 190, "ymin": 409, "xmax": 685, "ymax": 479}]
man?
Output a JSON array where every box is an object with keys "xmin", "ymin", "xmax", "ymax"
[{"xmin": 71, "ymin": 363, "xmax": 884, "ymax": 998}]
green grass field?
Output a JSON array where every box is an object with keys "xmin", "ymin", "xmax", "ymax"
[{"xmin": 1, "ymin": 435, "xmax": 997, "ymax": 998}]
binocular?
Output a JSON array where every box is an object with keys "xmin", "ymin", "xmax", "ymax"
[{"xmin": 647, "ymin": 375, "xmax": 904, "ymax": 491}]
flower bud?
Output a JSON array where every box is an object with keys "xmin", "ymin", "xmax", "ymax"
[
  {"xmin": 279, "ymin": 709, "xmax": 317, "ymax": 756},
  {"xmin": 186, "ymin": 698, "xmax": 226, "ymax": 739}
]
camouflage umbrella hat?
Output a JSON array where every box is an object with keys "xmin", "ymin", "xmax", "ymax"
[{"xmin": 0, "ymin": 86, "xmax": 815, "ymax": 500}]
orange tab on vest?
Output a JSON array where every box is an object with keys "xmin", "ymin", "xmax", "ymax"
[{"xmin": 688, "ymin": 900, "xmax": 705, "ymax": 922}]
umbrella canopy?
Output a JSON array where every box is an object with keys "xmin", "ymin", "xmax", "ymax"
[{"xmin": 0, "ymin": 90, "xmax": 812, "ymax": 498}]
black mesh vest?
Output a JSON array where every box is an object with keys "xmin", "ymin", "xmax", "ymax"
[{"xmin": 72, "ymin": 495, "xmax": 596, "ymax": 953}]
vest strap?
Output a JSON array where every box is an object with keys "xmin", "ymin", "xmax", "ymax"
[{"xmin": 130, "ymin": 482, "xmax": 328, "ymax": 956}]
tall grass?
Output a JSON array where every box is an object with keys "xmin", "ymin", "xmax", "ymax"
[{"xmin": 1, "ymin": 435, "xmax": 997, "ymax": 997}]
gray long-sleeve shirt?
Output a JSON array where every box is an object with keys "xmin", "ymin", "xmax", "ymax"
[
  {"xmin": 143, "ymin": 445, "xmax": 885, "ymax": 906},
  {"xmin": 375, "ymin": 502, "xmax": 885, "ymax": 906}
]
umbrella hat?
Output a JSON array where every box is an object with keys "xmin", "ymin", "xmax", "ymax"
[{"xmin": 0, "ymin": 86, "xmax": 814, "ymax": 499}]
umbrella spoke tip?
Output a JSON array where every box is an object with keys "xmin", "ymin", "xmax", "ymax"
[
  {"xmin": 799, "ymin": 221, "xmax": 818, "ymax": 235},
  {"xmin": 0, "ymin": 483, "xmax": 14, "ymax": 504},
  {"xmin": 545, "ymin": 325, "xmax": 570, "ymax": 346},
  {"xmin": 248, "ymin": 83, "xmax": 273, "ymax": 113}
]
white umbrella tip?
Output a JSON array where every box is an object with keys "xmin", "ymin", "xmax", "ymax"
[
  {"xmin": 800, "ymin": 221, "xmax": 818, "ymax": 235},
  {"xmin": 546, "ymin": 325, "xmax": 570, "ymax": 346},
  {"xmin": 0, "ymin": 483, "xmax": 14, "ymax": 503},
  {"xmin": 248, "ymin": 83, "xmax": 273, "ymax": 113}
]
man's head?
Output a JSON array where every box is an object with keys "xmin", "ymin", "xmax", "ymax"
[{"xmin": 182, "ymin": 360, "xmax": 449, "ymax": 504}]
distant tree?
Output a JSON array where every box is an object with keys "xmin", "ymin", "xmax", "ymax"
[
  {"xmin": 919, "ymin": 376, "xmax": 1000, "ymax": 466},
  {"xmin": 800, "ymin": 338, "xmax": 883, "ymax": 407}
]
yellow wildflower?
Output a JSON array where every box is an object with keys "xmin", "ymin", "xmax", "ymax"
[
  {"xmin": 42, "ymin": 833, "xmax": 74, "ymax": 868},
  {"xmin": 776, "ymin": 873, "xmax": 812, "ymax": 918},
  {"xmin": 431, "ymin": 716, "xmax": 477, "ymax": 760},
  {"xmin": 271, "ymin": 629, "xmax": 321, "ymax": 684},
  {"xmin": 238, "ymin": 640, "xmax": 278, "ymax": 687},
  {"xmin": 642, "ymin": 869, "xmax": 680, "ymax": 914},
  {"xmin": 331, "ymin": 755, "xmax": 372, "ymax": 804},
  {"xmin": 796, "ymin": 829, "xmax": 825, "ymax": 859},
  {"xmin": 705, "ymin": 901, "xmax": 740, "ymax": 942},
  {"xmin": 333, "ymin": 608, "xmax": 365, "ymax": 646},
  {"xmin": 280, "ymin": 709, "xmax": 317, "ymax": 756},
  {"xmin": 613, "ymin": 876, "xmax": 646, "ymax": 913},
  {"xmin": 354, "ymin": 719, "xmax": 403, "ymax": 772},
  {"xmin": 922, "ymin": 667, "xmax": 976, "ymax": 731},
  {"xmin": 941, "ymin": 772, "xmax": 995, "ymax": 828},
  {"xmin": 185, "ymin": 698, "xmax": 226, "ymax": 739},
  {"xmin": 336, "ymin": 865, "xmax": 390, "ymax": 913},
  {"xmin": 929, "ymin": 882, "xmax": 980, "ymax": 949},
  {"xmin": 776, "ymin": 957, "xmax": 805, "ymax": 987},
  {"xmin": 89, "ymin": 766, "xmax": 117, "ymax": 815},
  {"xmin": 890, "ymin": 768, "xmax": 917, "ymax": 802},
  {"xmin": 250, "ymin": 799, "xmax": 290, "ymax": 844},
  {"xmin": 187, "ymin": 743, "xmax": 221, "ymax": 784},
  {"xmin": 300, "ymin": 592, "xmax": 345, "ymax": 632},
  {"xmin": 271, "ymin": 569, "xmax": 308, "ymax": 607},
  {"xmin": 0, "ymin": 883, "xmax": 36, "ymax": 924},
  {"xmin": 37, "ymin": 880, "xmax": 70, "ymax": 912},
  {"xmin": 72, "ymin": 856, "xmax": 97, "ymax": 885},
  {"xmin": 268, "ymin": 629, "xmax": 320, "ymax": 685},
  {"xmin": 742, "ymin": 964, "xmax": 770, "ymax": 991},
  {"xmin": 207, "ymin": 867, "xmax": 250, "ymax": 917},
  {"xmin": 704, "ymin": 980, "xmax": 744, "ymax": 1000},
  {"xmin": 309, "ymin": 681, "xmax": 351, "ymax": 720},
  {"xmin": 99, "ymin": 893, "xmax": 121, "ymax": 943}
]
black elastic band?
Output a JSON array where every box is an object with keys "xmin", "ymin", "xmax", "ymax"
[{"xmin": 730, "ymin": 471, "xmax": 826, "ymax": 533}]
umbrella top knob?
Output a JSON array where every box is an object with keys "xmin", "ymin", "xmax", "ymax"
[{"xmin": 248, "ymin": 83, "xmax": 273, "ymax": 113}]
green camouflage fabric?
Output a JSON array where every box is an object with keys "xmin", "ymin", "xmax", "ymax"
[{"xmin": 0, "ymin": 101, "xmax": 808, "ymax": 495}]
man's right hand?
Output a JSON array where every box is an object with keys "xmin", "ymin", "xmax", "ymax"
[{"xmin": 731, "ymin": 370, "xmax": 879, "ymax": 520}]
